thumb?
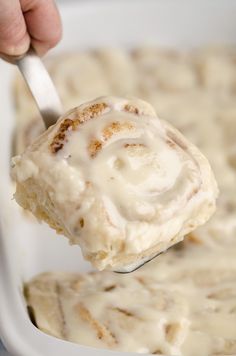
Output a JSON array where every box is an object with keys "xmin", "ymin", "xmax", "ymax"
[{"xmin": 0, "ymin": 0, "xmax": 30, "ymax": 56}]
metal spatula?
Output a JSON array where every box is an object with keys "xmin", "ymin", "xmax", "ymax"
[{"xmin": 5, "ymin": 47, "xmax": 62, "ymax": 128}]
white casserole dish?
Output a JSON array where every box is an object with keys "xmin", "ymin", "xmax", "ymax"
[{"xmin": 1, "ymin": 1, "xmax": 236, "ymax": 355}]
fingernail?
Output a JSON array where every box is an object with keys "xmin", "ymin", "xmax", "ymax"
[
  {"xmin": 0, "ymin": 33, "xmax": 30, "ymax": 57},
  {"xmin": 3, "ymin": 42, "xmax": 30, "ymax": 56}
]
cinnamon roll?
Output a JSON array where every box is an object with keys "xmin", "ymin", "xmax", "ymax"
[
  {"xmin": 25, "ymin": 246, "xmax": 236, "ymax": 355},
  {"xmin": 12, "ymin": 96, "xmax": 218, "ymax": 271},
  {"xmin": 25, "ymin": 271, "xmax": 189, "ymax": 355}
]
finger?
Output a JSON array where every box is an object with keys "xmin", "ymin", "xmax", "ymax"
[
  {"xmin": 0, "ymin": 0, "xmax": 30, "ymax": 56},
  {"xmin": 21, "ymin": 0, "xmax": 62, "ymax": 56}
]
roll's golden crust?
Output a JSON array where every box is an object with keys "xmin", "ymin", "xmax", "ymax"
[{"xmin": 50, "ymin": 103, "xmax": 109, "ymax": 154}]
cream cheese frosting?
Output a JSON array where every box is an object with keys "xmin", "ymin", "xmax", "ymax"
[{"xmin": 12, "ymin": 96, "xmax": 218, "ymax": 271}]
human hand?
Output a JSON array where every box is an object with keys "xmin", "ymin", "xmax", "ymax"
[{"xmin": 0, "ymin": 0, "xmax": 62, "ymax": 59}]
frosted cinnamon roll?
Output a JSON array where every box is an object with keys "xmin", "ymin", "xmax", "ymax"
[
  {"xmin": 25, "ymin": 271, "xmax": 189, "ymax": 355},
  {"xmin": 12, "ymin": 96, "xmax": 218, "ymax": 271}
]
